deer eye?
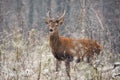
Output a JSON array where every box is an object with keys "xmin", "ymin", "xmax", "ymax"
[
  {"xmin": 49, "ymin": 20, "xmax": 52, "ymax": 22},
  {"xmin": 56, "ymin": 20, "xmax": 59, "ymax": 23}
]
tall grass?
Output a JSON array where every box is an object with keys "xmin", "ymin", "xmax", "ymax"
[{"xmin": 0, "ymin": 27, "xmax": 119, "ymax": 80}]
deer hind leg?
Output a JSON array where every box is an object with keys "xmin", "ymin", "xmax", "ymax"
[
  {"xmin": 75, "ymin": 53, "xmax": 81, "ymax": 63},
  {"xmin": 65, "ymin": 61, "xmax": 71, "ymax": 80},
  {"xmin": 56, "ymin": 59, "xmax": 61, "ymax": 72},
  {"xmin": 87, "ymin": 54, "xmax": 99, "ymax": 71}
]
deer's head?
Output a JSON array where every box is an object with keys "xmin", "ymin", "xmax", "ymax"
[{"xmin": 44, "ymin": 11, "xmax": 66, "ymax": 35}]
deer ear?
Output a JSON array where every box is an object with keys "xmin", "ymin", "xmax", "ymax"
[
  {"xmin": 44, "ymin": 18, "xmax": 49, "ymax": 24},
  {"xmin": 58, "ymin": 18, "xmax": 64, "ymax": 25}
]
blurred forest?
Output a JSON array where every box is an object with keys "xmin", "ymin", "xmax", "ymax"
[{"xmin": 0, "ymin": 0, "xmax": 120, "ymax": 80}]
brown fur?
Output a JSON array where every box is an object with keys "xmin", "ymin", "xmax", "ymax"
[
  {"xmin": 45, "ymin": 12, "xmax": 102, "ymax": 79},
  {"xmin": 50, "ymin": 33, "xmax": 102, "ymax": 63}
]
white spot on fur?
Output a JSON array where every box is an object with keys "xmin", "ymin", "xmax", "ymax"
[
  {"xmin": 75, "ymin": 46, "xmax": 78, "ymax": 50},
  {"xmin": 70, "ymin": 49, "xmax": 76, "ymax": 54},
  {"xmin": 85, "ymin": 47, "xmax": 88, "ymax": 50},
  {"xmin": 79, "ymin": 43, "xmax": 82, "ymax": 48}
]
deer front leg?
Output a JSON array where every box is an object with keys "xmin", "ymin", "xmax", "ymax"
[
  {"xmin": 65, "ymin": 60, "xmax": 71, "ymax": 80},
  {"xmin": 56, "ymin": 59, "xmax": 61, "ymax": 71}
]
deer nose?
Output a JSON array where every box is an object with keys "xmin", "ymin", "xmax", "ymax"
[{"xmin": 49, "ymin": 29, "xmax": 53, "ymax": 32}]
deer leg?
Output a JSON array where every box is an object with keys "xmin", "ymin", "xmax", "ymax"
[
  {"xmin": 88, "ymin": 55, "xmax": 99, "ymax": 72},
  {"xmin": 56, "ymin": 59, "xmax": 61, "ymax": 72},
  {"xmin": 65, "ymin": 60, "xmax": 71, "ymax": 80},
  {"xmin": 75, "ymin": 53, "xmax": 81, "ymax": 63}
]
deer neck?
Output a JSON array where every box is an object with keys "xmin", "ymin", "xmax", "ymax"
[{"xmin": 49, "ymin": 31, "xmax": 60, "ymax": 50}]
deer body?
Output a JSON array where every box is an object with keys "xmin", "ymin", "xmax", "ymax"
[
  {"xmin": 50, "ymin": 34, "xmax": 101, "ymax": 62},
  {"xmin": 45, "ymin": 11, "xmax": 102, "ymax": 79}
]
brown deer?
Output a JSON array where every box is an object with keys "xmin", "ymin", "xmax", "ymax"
[{"xmin": 44, "ymin": 11, "xmax": 102, "ymax": 79}]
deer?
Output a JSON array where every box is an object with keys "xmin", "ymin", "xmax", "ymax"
[{"xmin": 44, "ymin": 11, "xmax": 102, "ymax": 80}]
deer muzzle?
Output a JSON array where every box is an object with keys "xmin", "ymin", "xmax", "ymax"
[{"xmin": 49, "ymin": 29, "xmax": 53, "ymax": 32}]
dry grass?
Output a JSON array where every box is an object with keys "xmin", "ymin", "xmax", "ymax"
[{"xmin": 0, "ymin": 27, "xmax": 120, "ymax": 80}]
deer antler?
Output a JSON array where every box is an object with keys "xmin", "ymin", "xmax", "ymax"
[
  {"xmin": 47, "ymin": 11, "xmax": 50, "ymax": 19},
  {"xmin": 58, "ymin": 10, "xmax": 66, "ymax": 20}
]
